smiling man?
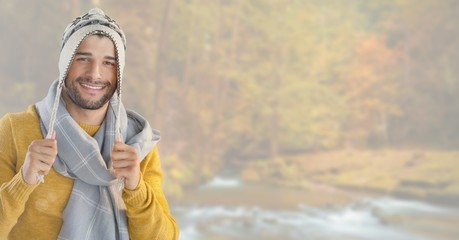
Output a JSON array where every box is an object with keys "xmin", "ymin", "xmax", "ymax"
[
  {"xmin": 0, "ymin": 8, "xmax": 179, "ymax": 240},
  {"xmin": 63, "ymin": 35, "xmax": 118, "ymax": 125},
  {"xmin": 65, "ymin": 36, "xmax": 118, "ymax": 110}
]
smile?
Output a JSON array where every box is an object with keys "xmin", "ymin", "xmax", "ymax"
[{"xmin": 80, "ymin": 82, "xmax": 105, "ymax": 90}]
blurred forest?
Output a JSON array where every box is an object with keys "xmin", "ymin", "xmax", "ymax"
[{"xmin": 1, "ymin": 0, "xmax": 459, "ymax": 200}]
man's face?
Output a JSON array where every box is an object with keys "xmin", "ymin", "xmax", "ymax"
[{"xmin": 64, "ymin": 35, "xmax": 117, "ymax": 110}]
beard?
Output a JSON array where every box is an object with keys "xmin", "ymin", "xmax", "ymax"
[{"xmin": 64, "ymin": 76, "xmax": 116, "ymax": 110}]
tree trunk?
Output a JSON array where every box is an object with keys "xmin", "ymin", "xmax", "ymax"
[{"xmin": 152, "ymin": 0, "xmax": 175, "ymax": 129}]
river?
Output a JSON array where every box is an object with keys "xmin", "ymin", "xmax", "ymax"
[{"xmin": 171, "ymin": 177, "xmax": 459, "ymax": 240}]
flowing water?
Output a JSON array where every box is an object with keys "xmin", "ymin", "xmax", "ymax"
[{"xmin": 172, "ymin": 177, "xmax": 459, "ymax": 240}]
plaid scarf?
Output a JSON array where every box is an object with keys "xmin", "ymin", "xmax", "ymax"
[{"xmin": 35, "ymin": 79, "xmax": 159, "ymax": 239}]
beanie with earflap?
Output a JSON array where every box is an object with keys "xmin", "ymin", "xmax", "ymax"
[{"xmin": 47, "ymin": 8, "xmax": 127, "ymax": 140}]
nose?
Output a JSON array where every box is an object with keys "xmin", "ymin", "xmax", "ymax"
[{"xmin": 88, "ymin": 61, "xmax": 102, "ymax": 80}]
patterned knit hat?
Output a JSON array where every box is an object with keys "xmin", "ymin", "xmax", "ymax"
[
  {"xmin": 47, "ymin": 8, "xmax": 126, "ymax": 139},
  {"xmin": 61, "ymin": 8, "xmax": 126, "ymax": 50}
]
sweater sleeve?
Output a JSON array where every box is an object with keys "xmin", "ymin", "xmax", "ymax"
[
  {"xmin": 123, "ymin": 146, "xmax": 180, "ymax": 240},
  {"xmin": 0, "ymin": 114, "xmax": 39, "ymax": 237}
]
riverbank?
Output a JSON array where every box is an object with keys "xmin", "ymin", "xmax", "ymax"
[
  {"xmin": 239, "ymin": 149, "xmax": 459, "ymax": 207},
  {"xmin": 176, "ymin": 178, "xmax": 379, "ymax": 209}
]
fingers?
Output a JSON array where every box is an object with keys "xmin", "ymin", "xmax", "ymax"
[
  {"xmin": 111, "ymin": 144, "xmax": 139, "ymax": 170},
  {"xmin": 28, "ymin": 140, "xmax": 57, "ymax": 158},
  {"xmin": 112, "ymin": 140, "xmax": 131, "ymax": 152},
  {"xmin": 111, "ymin": 165, "xmax": 138, "ymax": 179},
  {"xmin": 111, "ymin": 141, "xmax": 141, "ymax": 190},
  {"xmin": 26, "ymin": 156, "xmax": 52, "ymax": 171},
  {"xmin": 28, "ymin": 156, "xmax": 53, "ymax": 174},
  {"xmin": 22, "ymin": 138, "xmax": 58, "ymax": 185},
  {"xmin": 111, "ymin": 162, "xmax": 141, "ymax": 190}
]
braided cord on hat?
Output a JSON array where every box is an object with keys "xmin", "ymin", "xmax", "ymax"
[
  {"xmin": 113, "ymin": 35, "xmax": 124, "ymax": 191},
  {"xmin": 116, "ymin": 73, "xmax": 122, "ymax": 139},
  {"xmin": 46, "ymin": 81, "xmax": 64, "ymax": 139}
]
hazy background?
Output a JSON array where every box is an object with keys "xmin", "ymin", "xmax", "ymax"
[{"xmin": 1, "ymin": 0, "xmax": 459, "ymax": 239}]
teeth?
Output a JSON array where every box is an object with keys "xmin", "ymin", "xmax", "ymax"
[{"xmin": 81, "ymin": 83, "xmax": 103, "ymax": 90}]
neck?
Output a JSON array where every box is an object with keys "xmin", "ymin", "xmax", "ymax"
[
  {"xmin": 68, "ymin": 105, "xmax": 108, "ymax": 125},
  {"xmin": 62, "ymin": 94, "xmax": 108, "ymax": 126}
]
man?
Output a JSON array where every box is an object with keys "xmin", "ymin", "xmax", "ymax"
[{"xmin": 0, "ymin": 8, "xmax": 179, "ymax": 240}]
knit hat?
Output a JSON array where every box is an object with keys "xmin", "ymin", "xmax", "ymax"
[
  {"xmin": 47, "ymin": 8, "xmax": 126, "ymax": 139},
  {"xmin": 61, "ymin": 8, "xmax": 126, "ymax": 50}
]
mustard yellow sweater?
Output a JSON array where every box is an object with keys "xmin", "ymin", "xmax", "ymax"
[{"xmin": 0, "ymin": 106, "xmax": 179, "ymax": 240}]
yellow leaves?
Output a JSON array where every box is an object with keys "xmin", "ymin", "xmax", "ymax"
[
  {"xmin": 240, "ymin": 168, "xmax": 260, "ymax": 182},
  {"xmin": 162, "ymin": 154, "xmax": 196, "ymax": 199},
  {"xmin": 337, "ymin": 35, "xmax": 403, "ymax": 146},
  {"xmin": 356, "ymin": 36, "xmax": 399, "ymax": 66}
]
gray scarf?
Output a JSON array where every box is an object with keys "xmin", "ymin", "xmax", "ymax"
[{"xmin": 35, "ymin": 79, "xmax": 160, "ymax": 239}]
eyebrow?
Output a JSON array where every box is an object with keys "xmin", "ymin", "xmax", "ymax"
[{"xmin": 75, "ymin": 52, "xmax": 116, "ymax": 61}]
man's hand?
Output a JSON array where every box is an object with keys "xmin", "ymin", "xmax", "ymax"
[
  {"xmin": 111, "ymin": 138, "xmax": 141, "ymax": 190},
  {"xmin": 22, "ymin": 131, "xmax": 58, "ymax": 185}
]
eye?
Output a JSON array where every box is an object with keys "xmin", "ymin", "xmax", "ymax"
[
  {"xmin": 104, "ymin": 61, "xmax": 116, "ymax": 67},
  {"xmin": 75, "ymin": 57, "xmax": 90, "ymax": 63}
]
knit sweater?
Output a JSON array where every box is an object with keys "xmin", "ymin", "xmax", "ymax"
[{"xmin": 0, "ymin": 105, "xmax": 179, "ymax": 240}]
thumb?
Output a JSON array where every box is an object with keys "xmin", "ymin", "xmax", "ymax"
[
  {"xmin": 46, "ymin": 130, "xmax": 56, "ymax": 140},
  {"xmin": 116, "ymin": 133, "xmax": 124, "ymax": 143},
  {"xmin": 113, "ymin": 133, "xmax": 124, "ymax": 152}
]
